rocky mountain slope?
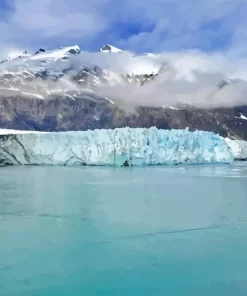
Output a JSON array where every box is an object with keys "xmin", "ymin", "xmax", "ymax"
[{"xmin": 0, "ymin": 44, "xmax": 246, "ymax": 140}]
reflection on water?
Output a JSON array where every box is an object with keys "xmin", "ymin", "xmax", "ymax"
[{"xmin": 0, "ymin": 163, "xmax": 247, "ymax": 295}]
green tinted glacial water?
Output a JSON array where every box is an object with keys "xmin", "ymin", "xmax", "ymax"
[{"xmin": 0, "ymin": 163, "xmax": 247, "ymax": 295}]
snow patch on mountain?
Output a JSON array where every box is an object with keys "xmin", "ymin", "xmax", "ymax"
[{"xmin": 240, "ymin": 113, "xmax": 247, "ymax": 120}]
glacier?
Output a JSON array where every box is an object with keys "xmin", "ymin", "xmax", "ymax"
[
  {"xmin": 225, "ymin": 138, "xmax": 247, "ymax": 160},
  {"xmin": 0, "ymin": 127, "xmax": 233, "ymax": 166}
]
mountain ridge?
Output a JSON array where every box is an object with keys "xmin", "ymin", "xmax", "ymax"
[{"xmin": 0, "ymin": 43, "xmax": 246, "ymax": 140}]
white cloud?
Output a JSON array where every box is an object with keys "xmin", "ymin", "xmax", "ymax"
[
  {"xmin": 11, "ymin": 0, "xmax": 107, "ymax": 37},
  {"xmin": 0, "ymin": 0, "xmax": 246, "ymax": 55},
  {"xmin": 86, "ymin": 50, "xmax": 247, "ymax": 109},
  {"xmin": 0, "ymin": 0, "xmax": 110, "ymax": 58},
  {"xmin": 117, "ymin": 0, "xmax": 247, "ymax": 52}
]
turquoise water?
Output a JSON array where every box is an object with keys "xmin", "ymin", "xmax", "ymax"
[{"xmin": 0, "ymin": 163, "xmax": 247, "ymax": 295}]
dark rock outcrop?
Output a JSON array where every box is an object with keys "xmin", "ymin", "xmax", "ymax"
[{"xmin": 0, "ymin": 94, "xmax": 246, "ymax": 140}]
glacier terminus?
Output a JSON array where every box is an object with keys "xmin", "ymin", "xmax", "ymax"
[{"xmin": 0, "ymin": 127, "xmax": 234, "ymax": 166}]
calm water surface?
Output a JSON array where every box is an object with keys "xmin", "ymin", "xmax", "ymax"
[{"xmin": 0, "ymin": 163, "xmax": 247, "ymax": 295}]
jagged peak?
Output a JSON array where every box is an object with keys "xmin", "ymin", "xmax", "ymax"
[
  {"xmin": 99, "ymin": 44, "xmax": 123, "ymax": 53},
  {"xmin": 34, "ymin": 48, "xmax": 46, "ymax": 55}
]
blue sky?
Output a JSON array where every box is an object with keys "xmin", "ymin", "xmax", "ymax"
[{"xmin": 0, "ymin": 0, "xmax": 246, "ymax": 57}]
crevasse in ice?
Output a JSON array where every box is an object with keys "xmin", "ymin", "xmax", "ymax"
[{"xmin": 0, "ymin": 127, "xmax": 234, "ymax": 166}]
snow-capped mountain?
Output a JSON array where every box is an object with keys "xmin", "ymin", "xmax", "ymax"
[
  {"xmin": 0, "ymin": 45, "xmax": 81, "ymax": 64},
  {"xmin": 0, "ymin": 50, "xmax": 29, "ymax": 64},
  {"xmin": 0, "ymin": 44, "xmax": 161, "ymax": 100},
  {"xmin": 0, "ymin": 43, "xmax": 246, "ymax": 140},
  {"xmin": 99, "ymin": 44, "xmax": 123, "ymax": 53}
]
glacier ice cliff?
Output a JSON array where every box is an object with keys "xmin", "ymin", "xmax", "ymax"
[
  {"xmin": 0, "ymin": 127, "xmax": 233, "ymax": 166},
  {"xmin": 225, "ymin": 138, "xmax": 247, "ymax": 160}
]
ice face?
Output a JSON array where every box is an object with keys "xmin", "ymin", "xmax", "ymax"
[
  {"xmin": 0, "ymin": 127, "xmax": 234, "ymax": 166},
  {"xmin": 225, "ymin": 138, "xmax": 247, "ymax": 160}
]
